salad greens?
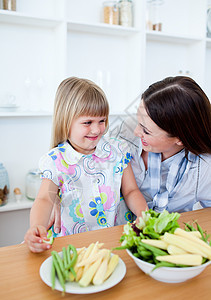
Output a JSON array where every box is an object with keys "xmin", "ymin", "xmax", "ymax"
[
  {"xmin": 115, "ymin": 209, "xmax": 182, "ymax": 267},
  {"xmin": 114, "ymin": 209, "xmax": 210, "ymax": 269},
  {"xmin": 120, "ymin": 209, "xmax": 180, "ymax": 248}
]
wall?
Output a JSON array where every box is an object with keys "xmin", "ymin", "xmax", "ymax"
[{"xmin": 0, "ymin": 116, "xmax": 52, "ymax": 194}]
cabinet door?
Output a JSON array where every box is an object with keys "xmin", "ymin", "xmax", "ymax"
[{"xmin": 0, "ymin": 209, "xmax": 30, "ymax": 246}]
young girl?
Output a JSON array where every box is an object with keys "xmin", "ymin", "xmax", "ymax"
[{"xmin": 24, "ymin": 77, "xmax": 147, "ymax": 253}]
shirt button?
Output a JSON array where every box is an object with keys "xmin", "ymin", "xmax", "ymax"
[{"xmin": 145, "ymin": 170, "xmax": 148, "ymax": 175}]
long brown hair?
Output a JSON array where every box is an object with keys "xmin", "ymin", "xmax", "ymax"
[
  {"xmin": 51, "ymin": 77, "xmax": 109, "ymax": 148},
  {"xmin": 142, "ymin": 76, "xmax": 211, "ymax": 155}
]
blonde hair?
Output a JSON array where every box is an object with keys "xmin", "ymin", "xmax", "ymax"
[{"xmin": 51, "ymin": 77, "xmax": 109, "ymax": 148}]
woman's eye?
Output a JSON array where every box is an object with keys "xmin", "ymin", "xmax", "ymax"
[
  {"xmin": 139, "ymin": 124, "xmax": 150, "ymax": 135},
  {"xmin": 143, "ymin": 128, "xmax": 150, "ymax": 135}
]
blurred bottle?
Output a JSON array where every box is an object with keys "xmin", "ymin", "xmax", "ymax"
[
  {"xmin": 3, "ymin": 0, "xmax": 16, "ymax": 11},
  {"xmin": 0, "ymin": 163, "xmax": 9, "ymax": 206},
  {"xmin": 103, "ymin": 1, "xmax": 119, "ymax": 25},
  {"xmin": 146, "ymin": 0, "xmax": 164, "ymax": 31},
  {"xmin": 25, "ymin": 169, "xmax": 42, "ymax": 200},
  {"xmin": 119, "ymin": 0, "xmax": 133, "ymax": 27}
]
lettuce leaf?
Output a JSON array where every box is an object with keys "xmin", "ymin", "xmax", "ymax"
[{"xmin": 120, "ymin": 209, "xmax": 180, "ymax": 249}]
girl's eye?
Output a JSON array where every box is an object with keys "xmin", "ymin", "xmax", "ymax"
[
  {"xmin": 84, "ymin": 121, "xmax": 91, "ymax": 125},
  {"xmin": 99, "ymin": 119, "xmax": 106, "ymax": 124}
]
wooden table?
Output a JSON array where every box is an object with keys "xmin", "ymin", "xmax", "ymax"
[{"xmin": 0, "ymin": 208, "xmax": 211, "ymax": 300}]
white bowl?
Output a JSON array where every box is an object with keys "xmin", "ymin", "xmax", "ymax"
[{"xmin": 126, "ymin": 249, "xmax": 211, "ymax": 283}]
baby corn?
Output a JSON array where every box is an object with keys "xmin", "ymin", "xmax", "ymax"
[
  {"xmin": 167, "ymin": 245, "xmax": 187, "ymax": 255},
  {"xmin": 156, "ymin": 254, "xmax": 203, "ymax": 266},
  {"xmin": 174, "ymin": 228, "xmax": 211, "ymax": 253},
  {"xmin": 104, "ymin": 254, "xmax": 119, "ymax": 281},
  {"xmin": 163, "ymin": 232, "xmax": 210, "ymax": 259},
  {"xmin": 141, "ymin": 239, "xmax": 168, "ymax": 250}
]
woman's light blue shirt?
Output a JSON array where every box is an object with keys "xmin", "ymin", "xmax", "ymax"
[{"xmin": 116, "ymin": 117, "xmax": 211, "ymax": 213}]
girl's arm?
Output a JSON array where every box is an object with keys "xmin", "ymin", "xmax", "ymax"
[
  {"xmin": 121, "ymin": 162, "xmax": 148, "ymax": 218},
  {"xmin": 24, "ymin": 178, "xmax": 59, "ymax": 253}
]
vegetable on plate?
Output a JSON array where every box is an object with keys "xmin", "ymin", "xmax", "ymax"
[{"xmin": 50, "ymin": 242, "xmax": 119, "ymax": 295}]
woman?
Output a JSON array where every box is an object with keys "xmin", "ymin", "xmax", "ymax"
[{"xmin": 121, "ymin": 76, "xmax": 211, "ymax": 212}]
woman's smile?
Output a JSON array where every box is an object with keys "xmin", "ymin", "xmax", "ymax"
[{"xmin": 141, "ymin": 138, "xmax": 148, "ymax": 146}]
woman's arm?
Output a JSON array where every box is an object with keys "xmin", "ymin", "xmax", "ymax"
[
  {"xmin": 121, "ymin": 162, "xmax": 148, "ymax": 218},
  {"xmin": 24, "ymin": 179, "xmax": 59, "ymax": 252}
]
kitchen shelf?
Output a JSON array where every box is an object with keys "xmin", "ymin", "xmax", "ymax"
[
  {"xmin": 67, "ymin": 20, "xmax": 141, "ymax": 36},
  {"xmin": 146, "ymin": 30, "xmax": 203, "ymax": 44},
  {"xmin": 0, "ymin": 198, "xmax": 33, "ymax": 212},
  {"xmin": 0, "ymin": 110, "xmax": 53, "ymax": 117},
  {"xmin": 206, "ymin": 37, "xmax": 211, "ymax": 47},
  {"xmin": 0, "ymin": 9, "xmax": 62, "ymax": 28}
]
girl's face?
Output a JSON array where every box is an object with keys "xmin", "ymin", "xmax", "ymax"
[
  {"xmin": 134, "ymin": 101, "xmax": 183, "ymax": 160},
  {"xmin": 68, "ymin": 115, "xmax": 107, "ymax": 154}
]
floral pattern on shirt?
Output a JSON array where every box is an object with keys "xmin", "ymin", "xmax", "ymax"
[{"xmin": 39, "ymin": 136, "xmax": 132, "ymax": 237}]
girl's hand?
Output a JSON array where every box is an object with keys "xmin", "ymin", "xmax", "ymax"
[
  {"xmin": 47, "ymin": 203, "xmax": 61, "ymax": 234},
  {"xmin": 24, "ymin": 225, "xmax": 52, "ymax": 253}
]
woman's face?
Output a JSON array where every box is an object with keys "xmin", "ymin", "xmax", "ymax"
[
  {"xmin": 68, "ymin": 115, "xmax": 107, "ymax": 154},
  {"xmin": 134, "ymin": 101, "xmax": 183, "ymax": 159}
]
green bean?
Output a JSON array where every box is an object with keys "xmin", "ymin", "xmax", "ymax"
[
  {"xmin": 67, "ymin": 245, "xmax": 78, "ymax": 268},
  {"xmin": 184, "ymin": 222, "xmax": 196, "ymax": 232},
  {"xmin": 152, "ymin": 261, "xmax": 177, "ymax": 271},
  {"xmin": 138, "ymin": 250, "xmax": 152, "ymax": 259},
  {"xmin": 70, "ymin": 267, "xmax": 76, "ymax": 278},
  {"xmin": 62, "ymin": 247, "xmax": 71, "ymax": 280},
  {"xmin": 112, "ymin": 245, "xmax": 128, "ymax": 251},
  {"xmin": 52, "ymin": 254, "xmax": 66, "ymax": 294},
  {"xmin": 204, "ymin": 233, "xmax": 210, "ymax": 243},
  {"xmin": 196, "ymin": 222, "xmax": 206, "ymax": 242},
  {"xmin": 52, "ymin": 251, "xmax": 65, "ymax": 275},
  {"xmin": 66, "ymin": 245, "xmax": 71, "ymax": 267},
  {"xmin": 51, "ymin": 260, "xmax": 56, "ymax": 290},
  {"xmin": 62, "ymin": 247, "xmax": 68, "ymax": 269},
  {"xmin": 138, "ymin": 241, "xmax": 167, "ymax": 256}
]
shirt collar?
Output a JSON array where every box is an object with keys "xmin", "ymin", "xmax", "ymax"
[{"xmin": 59, "ymin": 137, "xmax": 111, "ymax": 165}]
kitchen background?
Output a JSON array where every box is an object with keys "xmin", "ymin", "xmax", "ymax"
[{"xmin": 0, "ymin": 0, "xmax": 211, "ymax": 246}]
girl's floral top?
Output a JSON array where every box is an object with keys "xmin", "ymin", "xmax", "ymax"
[{"xmin": 39, "ymin": 136, "xmax": 133, "ymax": 237}]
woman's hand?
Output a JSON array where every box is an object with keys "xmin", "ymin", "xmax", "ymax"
[{"xmin": 24, "ymin": 225, "xmax": 52, "ymax": 253}]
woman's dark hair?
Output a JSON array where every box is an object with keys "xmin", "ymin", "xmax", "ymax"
[{"xmin": 142, "ymin": 76, "xmax": 211, "ymax": 155}]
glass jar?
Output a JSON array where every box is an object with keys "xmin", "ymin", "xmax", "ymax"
[
  {"xmin": 119, "ymin": 0, "xmax": 133, "ymax": 27},
  {"xmin": 207, "ymin": 1, "xmax": 211, "ymax": 38},
  {"xmin": 146, "ymin": 0, "xmax": 164, "ymax": 31},
  {"xmin": 25, "ymin": 169, "xmax": 42, "ymax": 200},
  {"xmin": 103, "ymin": 1, "xmax": 119, "ymax": 25},
  {"xmin": 3, "ymin": 0, "xmax": 16, "ymax": 11},
  {"xmin": 0, "ymin": 163, "xmax": 9, "ymax": 206}
]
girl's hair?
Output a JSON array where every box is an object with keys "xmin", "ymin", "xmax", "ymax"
[
  {"xmin": 142, "ymin": 76, "xmax": 211, "ymax": 155},
  {"xmin": 51, "ymin": 77, "xmax": 109, "ymax": 148}
]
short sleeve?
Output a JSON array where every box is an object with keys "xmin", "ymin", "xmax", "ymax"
[
  {"xmin": 197, "ymin": 155, "xmax": 211, "ymax": 207},
  {"xmin": 39, "ymin": 152, "xmax": 60, "ymax": 186},
  {"xmin": 117, "ymin": 138, "xmax": 133, "ymax": 170}
]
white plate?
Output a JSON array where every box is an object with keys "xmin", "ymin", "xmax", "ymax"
[{"xmin": 40, "ymin": 252, "xmax": 126, "ymax": 294}]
